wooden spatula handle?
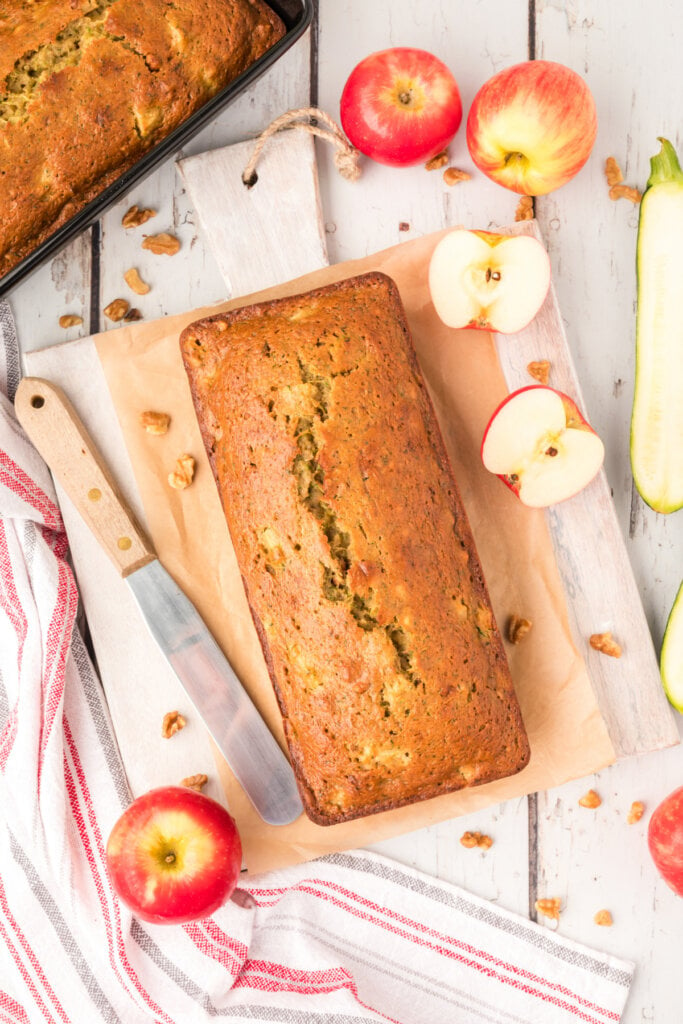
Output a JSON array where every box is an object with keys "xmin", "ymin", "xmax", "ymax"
[{"xmin": 14, "ymin": 377, "xmax": 156, "ymax": 577}]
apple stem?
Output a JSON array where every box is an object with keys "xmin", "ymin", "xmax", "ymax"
[
  {"xmin": 399, "ymin": 90, "xmax": 412, "ymax": 105},
  {"xmin": 165, "ymin": 853, "xmax": 176, "ymax": 864}
]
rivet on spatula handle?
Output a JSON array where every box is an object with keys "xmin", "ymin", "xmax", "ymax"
[{"xmin": 14, "ymin": 377, "xmax": 155, "ymax": 577}]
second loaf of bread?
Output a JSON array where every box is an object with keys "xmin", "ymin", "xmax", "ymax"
[{"xmin": 180, "ymin": 272, "xmax": 530, "ymax": 825}]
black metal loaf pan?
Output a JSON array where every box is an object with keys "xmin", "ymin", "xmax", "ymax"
[{"xmin": 0, "ymin": 0, "xmax": 313, "ymax": 299}]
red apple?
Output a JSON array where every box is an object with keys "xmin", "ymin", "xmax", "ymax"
[
  {"xmin": 648, "ymin": 786, "xmax": 683, "ymax": 896},
  {"xmin": 428, "ymin": 228, "xmax": 551, "ymax": 333},
  {"xmin": 340, "ymin": 47, "xmax": 462, "ymax": 167},
  {"xmin": 106, "ymin": 786, "xmax": 242, "ymax": 924},
  {"xmin": 481, "ymin": 385, "xmax": 604, "ymax": 507},
  {"xmin": 466, "ymin": 60, "xmax": 597, "ymax": 195}
]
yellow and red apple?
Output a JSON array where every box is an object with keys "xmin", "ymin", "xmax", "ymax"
[
  {"xmin": 466, "ymin": 60, "xmax": 597, "ymax": 195},
  {"xmin": 481, "ymin": 385, "xmax": 605, "ymax": 507},
  {"xmin": 648, "ymin": 786, "xmax": 683, "ymax": 897},
  {"xmin": 106, "ymin": 786, "xmax": 243, "ymax": 924},
  {"xmin": 340, "ymin": 47, "xmax": 462, "ymax": 167},
  {"xmin": 428, "ymin": 228, "xmax": 551, "ymax": 333}
]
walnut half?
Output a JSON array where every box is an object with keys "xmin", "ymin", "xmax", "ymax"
[
  {"xmin": 103, "ymin": 298, "xmax": 130, "ymax": 322},
  {"xmin": 507, "ymin": 615, "xmax": 532, "ymax": 645},
  {"xmin": 589, "ymin": 632, "xmax": 622, "ymax": 658},
  {"xmin": 460, "ymin": 831, "xmax": 493, "ymax": 850},
  {"xmin": 140, "ymin": 410, "xmax": 170, "ymax": 435},
  {"xmin": 142, "ymin": 232, "xmax": 181, "ymax": 256},
  {"xmin": 535, "ymin": 897, "xmax": 561, "ymax": 921},
  {"xmin": 181, "ymin": 773, "xmax": 208, "ymax": 792},
  {"xmin": 168, "ymin": 454, "xmax": 195, "ymax": 490},
  {"xmin": 578, "ymin": 788, "xmax": 602, "ymax": 809},
  {"xmin": 161, "ymin": 710, "xmax": 186, "ymax": 738}
]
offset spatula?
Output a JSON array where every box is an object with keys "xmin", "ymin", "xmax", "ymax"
[{"xmin": 15, "ymin": 376, "xmax": 303, "ymax": 827}]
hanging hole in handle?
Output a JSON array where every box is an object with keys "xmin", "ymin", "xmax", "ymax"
[
  {"xmin": 30, "ymin": 395, "xmax": 45, "ymax": 409},
  {"xmin": 242, "ymin": 170, "xmax": 258, "ymax": 189}
]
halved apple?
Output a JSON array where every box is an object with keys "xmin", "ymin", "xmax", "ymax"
[
  {"xmin": 428, "ymin": 228, "xmax": 551, "ymax": 333},
  {"xmin": 481, "ymin": 385, "xmax": 605, "ymax": 507}
]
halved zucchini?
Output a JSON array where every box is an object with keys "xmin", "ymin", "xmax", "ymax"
[
  {"xmin": 661, "ymin": 582, "xmax": 683, "ymax": 711},
  {"xmin": 631, "ymin": 138, "xmax": 683, "ymax": 513}
]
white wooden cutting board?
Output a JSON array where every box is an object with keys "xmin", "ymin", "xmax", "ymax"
[{"xmin": 24, "ymin": 131, "xmax": 677, "ymax": 808}]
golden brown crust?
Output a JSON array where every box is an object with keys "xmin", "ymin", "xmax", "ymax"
[
  {"xmin": 181, "ymin": 272, "xmax": 530, "ymax": 825},
  {"xmin": 0, "ymin": 0, "xmax": 285, "ymax": 278}
]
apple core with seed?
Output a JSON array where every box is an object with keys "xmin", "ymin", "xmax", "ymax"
[
  {"xmin": 481, "ymin": 385, "xmax": 605, "ymax": 508},
  {"xmin": 428, "ymin": 228, "xmax": 551, "ymax": 333}
]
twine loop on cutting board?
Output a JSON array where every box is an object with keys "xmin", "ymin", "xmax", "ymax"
[{"xmin": 242, "ymin": 108, "xmax": 361, "ymax": 186}]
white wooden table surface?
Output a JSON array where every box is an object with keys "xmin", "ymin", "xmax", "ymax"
[{"xmin": 10, "ymin": 2, "xmax": 683, "ymax": 1020}]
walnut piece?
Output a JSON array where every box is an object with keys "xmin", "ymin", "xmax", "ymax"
[
  {"xmin": 168, "ymin": 453, "xmax": 195, "ymax": 490},
  {"xmin": 103, "ymin": 298, "xmax": 130, "ymax": 322},
  {"xmin": 627, "ymin": 800, "xmax": 645, "ymax": 824},
  {"xmin": 594, "ymin": 909, "xmax": 613, "ymax": 927},
  {"xmin": 590, "ymin": 632, "xmax": 622, "ymax": 658},
  {"xmin": 425, "ymin": 150, "xmax": 449, "ymax": 171},
  {"xmin": 398, "ymin": 221, "xmax": 411, "ymax": 232},
  {"xmin": 605, "ymin": 157, "xmax": 624, "ymax": 187},
  {"xmin": 507, "ymin": 615, "xmax": 533, "ymax": 645},
  {"xmin": 124, "ymin": 307, "xmax": 143, "ymax": 322},
  {"xmin": 609, "ymin": 183, "xmax": 642, "ymax": 204},
  {"xmin": 124, "ymin": 267, "xmax": 151, "ymax": 295},
  {"xmin": 140, "ymin": 410, "xmax": 170, "ymax": 436},
  {"xmin": 122, "ymin": 205, "xmax": 156, "ymax": 229},
  {"xmin": 59, "ymin": 314, "xmax": 83, "ymax": 329},
  {"xmin": 515, "ymin": 195, "xmax": 534, "ymax": 221},
  {"xmin": 161, "ymin": 710, "xmax": 186, "ymax": 738},
  {"xmin": 142, "ymin": 232, "xmax": 181, "ymax": 256},
  {"xmin": 527, "ymin": 360, "xmax": 551, "ymax": 385},
  {"xmin": 181, "ymin": 773, "xmax": 208, "ymax": 792},
  {"xmin": 443, "ymin": 166, "xmax": 471, "ymax": 186},
  {"xmin": 535, "ymin": 897, "xmax": 561, "ymax": 921},
  {"xmin": 460, "ymin": 830, "xmax": 493, "ymax": 850},
  {"xmin": 579, "ymin": 788, "xmax": 602, "ymax": 809}
]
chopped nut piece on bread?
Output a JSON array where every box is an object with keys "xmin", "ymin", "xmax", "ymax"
[
  {"xmin": 627, "ymin": 800, "xmax": 645, "ymax": 824},
  {"xmin": 605, "ymin": 157, "xmax": 624, "ymax": 187},
  {"xmin": 124, "ymin": 267, "xmax": 151, "ymax": 295},
  {"xmin": 181, "ymin": 773, "xmax": 208, "ymax": 792},
  {"xmin": 168, "ymin": 454, "xmax": 195, "ymax": 490},
  {"xmin": 140, "ymin": 411, "xmax": 170, "ymax": 435},
  {"xmin": 535, "ymin": 897, "xmax": 561, "ymax": 921},
  {"xmin": 443, "ymin": 167, "xmax": 471, "ymax": 186},
  {"xmin": 590, "ymin": 632, "xmax": 622, "ymax": 658},
  {"xmin": 460, "ymin": 830, "xmax": 493, "ymax": 850},
  {"xmin": 425, "ymin": 150, "xmax": 449, "ymax": 171},
  {"xmin": 527, "ymin": 360, "xmax": 551, "ymax": 384},
  {"xmin": 579, "ymin": 788, "xmax": 602, "ymax": 809},
  {"xmin": 103, "ymin": 298, "xmax": 130, "ymax": 322},
  {"xmin": 594, "ymin": 909, "xmax": 613, "ymax": 927},
  {"xmin": 122, "ymin": 205, "xmax": 157, "ymax": 229},
  {"xmin": 161, "ymin": 710, "xmax": 186, "ymax": 738},
  {"xmin": 507, "ymin": 615, "xmax": 532, "ymax": 645},
  {"xmin": 515, "ymin": 195, "xmax": 534, "ymax": 221},
  {"xmin": 142, "ymin": 232, "xmax": 181, "ymax": 255},
  {"xmin": 59, "ymin": 314, "xmax": 83, "ymax": 329}
]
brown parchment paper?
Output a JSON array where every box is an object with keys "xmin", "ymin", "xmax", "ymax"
[{"xmin": 94, "ymin": 229, "xmax": 615, "ymax": 874}]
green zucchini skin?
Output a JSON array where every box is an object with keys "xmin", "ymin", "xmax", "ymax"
[
  {"xmin": 661, "ymin": 581, "xmax": 683, "ymax": 711},
  {"xmin": 630, "ymin": 138, "xmax": 683, "ymax": 514}
]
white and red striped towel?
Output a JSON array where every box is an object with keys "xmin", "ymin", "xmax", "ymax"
[{"xmin": 0, "ymin": 299, "xmax": 634, "ymax": 1024}]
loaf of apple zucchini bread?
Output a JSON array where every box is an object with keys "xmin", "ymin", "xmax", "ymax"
[
  {"xmin": 180, "ymin": 272, "xmax": 530, "ymax": 825},
  {"xmin": 0, "ymin": 0, "xmax": 285, "ymax": 279}
]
